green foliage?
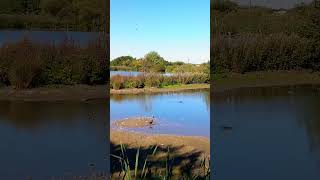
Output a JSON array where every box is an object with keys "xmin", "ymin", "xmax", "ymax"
[
  {"xmin": 111, "ymin": 51, "xmax": 209, "ymax": 74},
  {"xmin": 111, "ymin": 56, "xmax": 136, "ymax": 67},
  {"xmin": 0, "ymin": 0, "xmax": 104, "ymax": 31},
  {"xmin": 212, "ymin": 0, "xmax": 238, "ymax": 12}
]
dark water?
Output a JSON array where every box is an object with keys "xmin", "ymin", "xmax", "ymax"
[
  {"xmin": 234, "ymin": 0, "xmax": 313, "ymax": 9},
  {"xmin": 111, "ymin": 90, "xmax": 210, "ymax": 137},
  {"xmin": 213, "ymin": 85, "xmax": 320, "ymax": 180},
  {"xmin": 0, "ymin": 30, "xmax": 101, "ymax": 46},
  {"xmin": 0, "ymin": 100, "xmax": 107, "ymax": 179}
]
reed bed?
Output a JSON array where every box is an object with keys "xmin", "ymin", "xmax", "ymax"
[
  {"xmin": 0, "ymin": 36, "xmax": 107, "ymax": 89},
  {"xmin": 212, "ymin": 33, "xmax": 319, "ymax": 73},
  {"xmin": 110, "ymin": 73, "xmax": 209, "ymax": 90}
]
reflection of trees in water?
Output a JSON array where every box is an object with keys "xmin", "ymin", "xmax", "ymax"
[
  {"xmin": 297, "ymin": 96, "xmax": 320, "ymax": 154},
  {"xmin": 111, "ymin": 90, "xmax": 210, "ymax": 113},
  {"xmin": 139, "ymin": 95, "xmax": 153, "ymax": 112},
  {"xmin": 0, "ymin": 101, "xmax": 107, "ymax": 133},
  {"xmin": 111, "ymin": 94, "xmax": 153, "ymax": 112},
  {"xmin": 201, "ymin": 91, "xmax": 210, "ymax": 112},
  {"xmin": 213, "ymin": 85, "xmax": 320, "ymax": 160}
]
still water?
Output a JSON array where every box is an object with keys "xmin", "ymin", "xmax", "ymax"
[
  {"xmin": 0, "ymin": 101, "xmax": 107, "ymax": 179},
  {"xmin": 213, "ymin": 85, "xmax": 320, "ymax": 180},
  {"xmin": 0, "ymin": 30, "xmax": 100, "ymax": 46},
  {"xmin": 111, "ymin": 90, "xmax": 210, "ymax": 137},
  {"xmin": 110, "ymin": 71, "xmax": 142, "ymax": 77}
]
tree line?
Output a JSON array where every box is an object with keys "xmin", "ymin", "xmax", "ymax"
[
  {"xmin": 111, "ymin": 51, "xmax": 209, "ymax": 74},
  {"xmin": 0, "ymin": 0, "xmax": 105, "ymax": 31}
]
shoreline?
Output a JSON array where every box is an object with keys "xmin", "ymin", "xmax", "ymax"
[
  {"xmin": 110, "ymin": 84, "xmax": 210, "ymax": 95},
  {"xmin": 110, "ymin": 129, "xmax": 210, "ymax": 156},
  {"xmin": 213, "ymin": 71, "xmax": 320, "ymax": 93},
  {"xmin": 0, "ymin": 85, "xmax": 107, "ymax": 102}
]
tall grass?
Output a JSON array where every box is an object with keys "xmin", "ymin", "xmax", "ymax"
[
  {"xmin": 0, "ymin": 36, "xmax": 107, "ymax": 89},
  {"xmin": 212, "ymin": 33, "xmax": 318, "ymax": 73},
  {"xmin": 111, "ymin": 144, "xmax": 210, "ymax": 179},
  {"xmin": 110, "ymin": 73, "xmax": 209, "ymax": 90}
]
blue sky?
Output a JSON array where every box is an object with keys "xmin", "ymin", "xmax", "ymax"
[{"xmin": 110, "ymin": 0, "xmax": 209, "ymax": 64}]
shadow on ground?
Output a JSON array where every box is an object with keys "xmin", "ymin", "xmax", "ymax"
[{"xmin": 110, "ymin": 142, "xmax": 209, "ymax": 179}]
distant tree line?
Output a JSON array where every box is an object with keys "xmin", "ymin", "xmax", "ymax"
[
  {"xmin": 0, "ymin": 0, "xmax": 105, "ymax": 31},
  {"xmin": 111, "ymin": 51, "xmax": 209, "ymax": 74}
]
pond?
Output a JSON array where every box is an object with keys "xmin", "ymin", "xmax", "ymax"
[
  {"xmin": 110, "ymin": 90, "xmax": 210, "ymax": 137},
  {"xmin": 0, "ymin": 30, "xmax": 101, "ymax": 46},
  {"xmin": 110, "ymin": 71, "xmax": 142, "ymax": 77},
  {"xmin": 0, "ymin": 100, "xmax": 107, "ymax": 179},
  {"xmin": 213, "ymin": 85, "xmax": 320, "ymax": 180}
]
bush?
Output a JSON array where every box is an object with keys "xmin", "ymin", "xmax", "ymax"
[
  {"xmin": 144, "ymin": 73, "xmax": 162, "ymax": 87},
  {"xmin": 110, "ymin": 75, "xmax": 125, "ymax": 90},
  {"xmin": 0, "ymin": 36, "xmax": 107, "ymax": 88},
  {"xmin": 212, "ymin": 33, "xmax": 315, "ymax": 73}
]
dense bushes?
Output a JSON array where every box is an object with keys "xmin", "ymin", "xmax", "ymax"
[
  {"xmin": 211, "ymin": 33, "xmax": 319, "ymax": 73},
  {"xmin": 0, "ymin": 0, "xmax": 105, "ymax": 31},
  {"xmin": 211, "ymin": 1, "xmax": 320, "ymax": 74},
  {"xmin": 0, "ymin": 37, "xmax": 107, "ymax": 89},
  {"xmin": 110, "ymin": 73, "xmax": 209, "ymax": 90}
]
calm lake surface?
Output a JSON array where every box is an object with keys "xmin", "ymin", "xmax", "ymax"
[
  {"xmin": 213, "ymin": 85, "xmax": 320, "ymax": 180},
  {"xmin": 110, "ymin": 71, "xmax": 142, "ymax": 77},
  {"xmin": 111, "ymin": 90, "xmax": 210, "ymax": 137},
  {"xmin": 0, "ymin": 30, "xmax": 100, "ymax": 46},
  {"xmin": 0, "ymin": 100, "xmax": 107, "ymax": 179}
]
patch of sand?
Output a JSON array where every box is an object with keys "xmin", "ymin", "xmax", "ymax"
[
  {"xmin": 112, "ymin": 117, "xmax": 156, "ymax": 128},
  {"xmin": 110, "ymin": 130, "xmax": 210, "ymax": 156}
]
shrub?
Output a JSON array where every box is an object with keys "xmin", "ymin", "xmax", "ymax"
[
  {"xmin": 110, "ymin": 75, "xmax": 125, "ymax": 90},
  {"xmin": 144, "ymin": 73, "xmax": 161, "ymax": 87},
  {"xmin": 7, "ymin": 39, "xmax": 44, "ymax": 89},
  {"xmin": 0, "ymin": 36, "xmax": 107, "ymax": 88},
  {"xmin": 212, "ymin": 33, "xmax": 314, "ymax": 73}
]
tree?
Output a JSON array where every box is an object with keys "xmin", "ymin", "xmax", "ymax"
[
  {"xmin": 111, "ymin": 56, "xmax": 135, "ymax": 66},
  {"xmin": 142, "ymin": 51, "xmax": 167, "ymax": 72}
]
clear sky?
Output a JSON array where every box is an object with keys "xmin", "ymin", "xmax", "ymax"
[{"xmin": 110, "ymin": 0, "xmax": 209, "ymax": 64}]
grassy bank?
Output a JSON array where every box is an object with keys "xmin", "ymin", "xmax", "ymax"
[
  {"xmin": 0, "ymin": 37, "xmax": 107, "ymax": 89},
  {"xmin": 213, "ymin": 71, "xmax": 320, "ymax": 92},
  {"xmin": 0, "ymin": 85, "xmax": 107, "ymax": 102},
  {"xmin": 111, "ymin": 83, "xmax": 209, "ymax": 95}
]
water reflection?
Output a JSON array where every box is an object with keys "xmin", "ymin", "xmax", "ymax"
[
  {"xmin": 111, "ymin": 90, "xmax": 210, "ymax": 137},
  {"xmin": 213, "ymin": 85, "xmax": 320, "ymax": 180},
  {"xmin": 0, "ymin": 30, "xmax": 101, "ymax": 46},
  {"xmin": 0, "ymin": 100, "xmax": 107, "ymax": 179}
]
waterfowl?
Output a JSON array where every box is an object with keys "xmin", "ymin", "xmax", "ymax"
[{"xmin": 150, "ymin": 116, "xmax": 155, "ymax": 125}]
